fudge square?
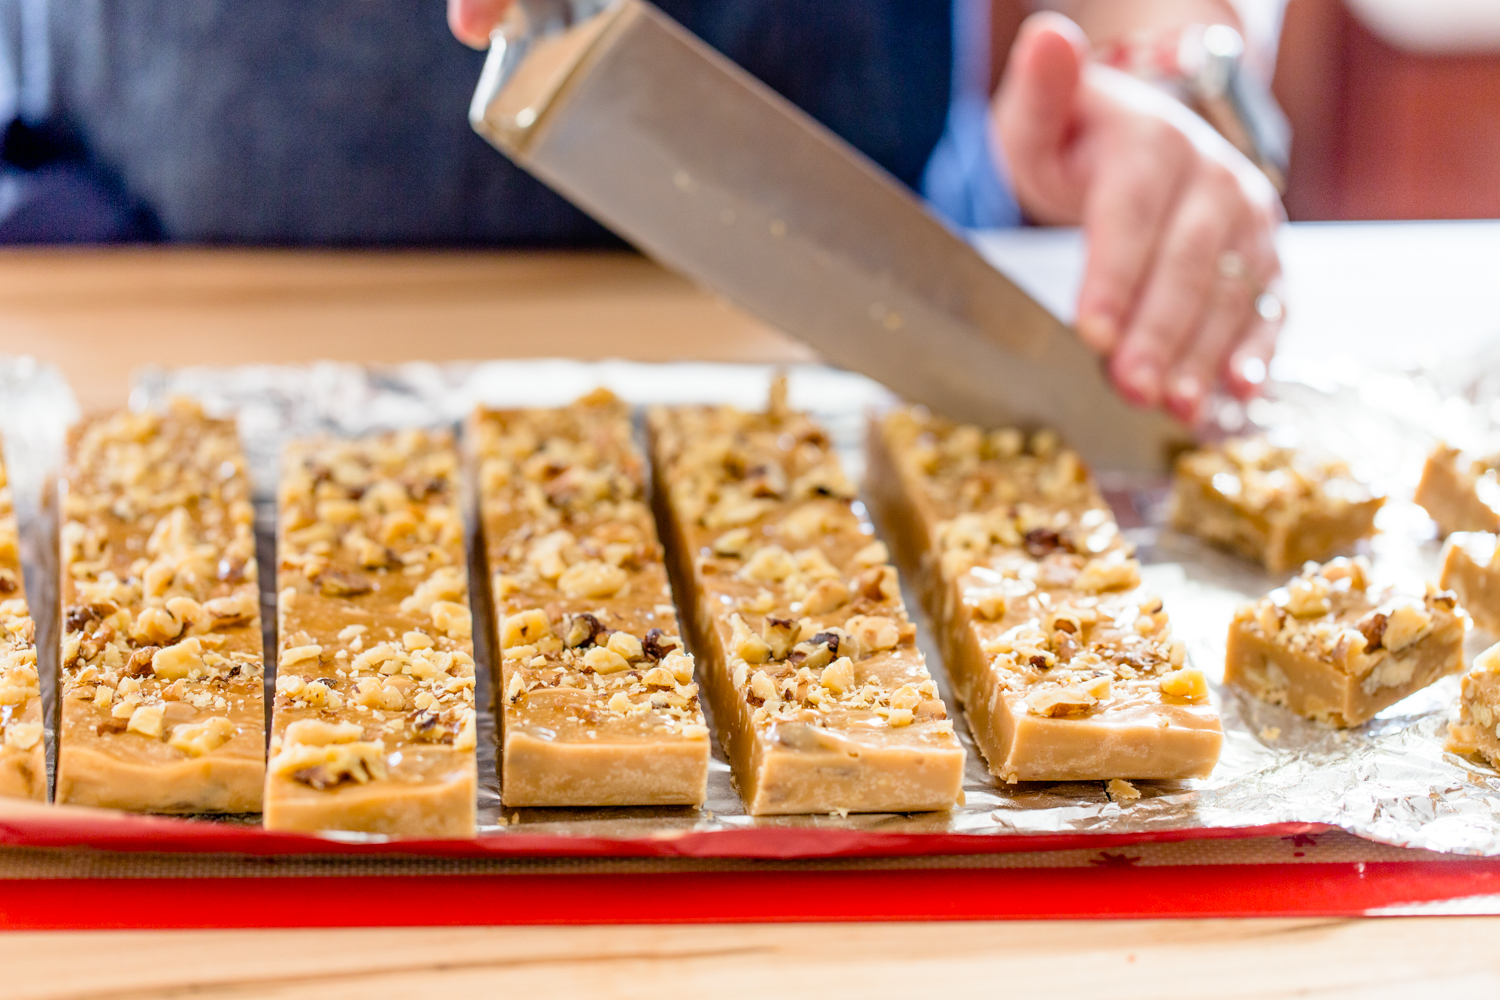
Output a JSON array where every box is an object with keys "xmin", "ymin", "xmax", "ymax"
[
  {"xmin": 1446, "ymin": 641, "xmax": 1500, "ymax": 769},
  {"xmin": 1225, "ymin": 557, "xmax": 1464, "ymax": 727},
  {"xmin": 1171, "ymin": 437, "xmax": 1383, "ymax": 574},
  {"xmin": 1416, "ymin": 444, "xmax": 1500, "ymax": 537},
  {"xmin": 1439, "ymin": 532, "xmax": 1500, "ymax": 635}
]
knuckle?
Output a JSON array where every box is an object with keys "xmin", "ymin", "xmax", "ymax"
[
  {"xmin": 1197, "ymin": 158, "xmax": 1239, "ymax": 195},
  {"xmin": 1168, "ymin": 219, "xmax": 1222, "ymax": 272}
]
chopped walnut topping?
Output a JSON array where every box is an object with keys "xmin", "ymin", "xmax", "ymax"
[
  {"xmin": 0, "ymin": 443, "xmax": 42, "ymax": 798},
  {"xmin": 271, "ymin": 428, "xmax": 475, "ymax": 824},
  {"xmin": 1172, "ymin": 436, "xmax": 1383, "ymax": 572},
  {"xmin": 1234, "ymin": 557, "xmax": 1460, "ymax": 676},
  {"xmin": 476, "ymin": 393, "xmax": 709, "ymax": 808},
  {"xmin": 56, "ymin": 401, "xmax": 264, "ymax": 809},
  {"xmin": 650, "ymin": 389, "xmax": 952, "ymax": 751}
]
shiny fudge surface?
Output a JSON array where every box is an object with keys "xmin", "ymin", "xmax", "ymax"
[
  {"xmin": 0, "ymin": 443, "xmax": 43, "ymax": 799},
  {"xmin": 1171, "ymin": 436, "xmax": 1383, "ymax": 573},
  {"xmin": 870, "ymin": 408, "xmax": 1222, "ymax": 783},
  {"xmin": 1447, "ymin": 642, "xmax": 1500, "ymax": 769},
  {"xmin": 55, "ymin": 401, "xmax": 265, "ymax": 812},
  {"xmin": 1226, "ymin": 557, "xmax": 1464, "ymax": 727},
  {"xmin": 1440, "ymin": 532, "xmax": 1500, "ymax": 635},
  {"xmin": 649, "ymin": 386, "xmax": 964, "ymax": 815},
  {"xmin": 267, "ymin": 429, "xmax": 477, "ymax": 837},
  {"xmin": 475, "ymin": 390, "xmax": 709, "ymax": 807},
  {"xmin": 1417, "ymin": 444, "xmax": 1500, "ymax": 538}
]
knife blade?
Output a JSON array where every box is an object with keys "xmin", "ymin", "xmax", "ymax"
[{"xmin": 470, "ymin": 0, "xmax": 1186, "ymax": 471}]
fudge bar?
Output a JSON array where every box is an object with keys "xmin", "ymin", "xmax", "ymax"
[
  {"xmin": 648, "ymin": 386, "xmax": 965, "ymax": 815},
  {"xmin": 1446, "ymin": 641, "xmax": 1500, "ymax": 769},
  {"xmin": 474, "ymin": 390, "xmax": 710, "ymax": 807},
  {"xmin": 1415, "ymin": 444, "xmax": 1500, "ymax": 537},
  {"xmin": 0, "ymin": 442, "xmax": 43, "ymax": 799},
  {"xmin": 1439, "ymin": 532, "xmax": 1500, "ymax": 635},
  {"xmin": 1170, "ymin": 436, "xmax": 1383, "ymax": 573},
  {"xmin": 870, "ymin": 408, "xmax": 1223, "ymax": 783},
  {"xmin": 55, "ymin": 401, "xmax": 265, "ymax": 812},
  {"xmin": 1225, "ymin": 557, "xmax": 1464, "ymax": 727},
  {"xmin": 267, "ymin": 429, "xmax": 476, "ymax": 837}
]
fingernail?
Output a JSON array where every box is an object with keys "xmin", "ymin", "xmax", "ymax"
[
  {"xmin": 1119, "ymin": 360, "xmax": 1159, "ymax": 407},
  {"xmin": 1236, "ymin": 356, "xmax": 1267, "ymax": 390},
  {"xmin": 1077, "ymin": 313, "xmax": 1118, "ymax": 353},
  {"xmin": 1168, "ymin": 374, "xmax": 1203, "ymax": 421}
]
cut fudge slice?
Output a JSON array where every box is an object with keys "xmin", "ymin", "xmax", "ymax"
[
  {"xmin": 1171, "ymin": 436, "xmax": 1383, "ymax": 573},
  {"xmin": 648, "ymin": 386, "xmax": 964, "ymax": 815},
  {"xmin": 55, "ymin": 401, "xmax": 265, "ymax": 812},
  {"xmin": 870, "ymin": 407, "xmax": 1222, "ymax": 783},
  {"xmin": 1416, "ymin": 444, "xmax": 1500, "ymax": 537},
  {"xmin": 1225, "ymin": 557, "xmax": 1464, "ymax": 727},
  {"xmin": 266, "ymin": 430, "xmax": 477, "ymax": 837},
  {"xmin": 1440, "ymin": 532, "xmax": 1500, "ymax": 635},
  {"xmin": 474, "ymin": 390, "xmax": 709, "ymax": 807},
  {"xmin": 1446, "ymin": 642, "xmax": 1500, "ymax": 769},
  {"xmin": 0, "ymin": 442, "xmax": 43, "ymax": 799}
]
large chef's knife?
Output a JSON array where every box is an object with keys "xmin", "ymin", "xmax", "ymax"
[{"xmin": 469, "ymin": 0, "xmax": 1186, "ymax": 470}]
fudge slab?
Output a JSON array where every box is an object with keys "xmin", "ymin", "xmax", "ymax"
[
  {"xmin": 474, "ymin": 391, "xmax": 709, "ymax": 807},
  {"xmin": 1416, "ymin": 444, "xmax": 1500, "ymax": 538},
  {"xmin": 1440, "ymin": 532, "xmax": 1500, "ymax": 635},
  {"xmin": 649, "ymin": 387, "xmax": 964, "ymax": 815},
  {"xmin": 55, "ymin": 402, "xmax": 265, "ymax": 812},
  {"xmin": 1171, "ymin": 436, "xmax": 1383, "ymax": 573},
  {"xmin": 0, "ymin": 444, "xmax": 43, "ymax": 799},
  {"xmin": 267, "ymin": 430, "xmax": 477, "ymax": 837},
  {"xmin": 870, "ymin": 408, "xmax": 1222, "ymax": 783},
  {"xmin": 1446, "ymin": 641, "xmax": 1500, "ymax": 769},
  {"xmin": 1225, "ymin": 557, "xmax": 1464, "ymax": 727}
]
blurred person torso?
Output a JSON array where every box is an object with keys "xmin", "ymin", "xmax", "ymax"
[{"xmin": 0, "ymin": 0, "xmax": 952, "ymax": 244}]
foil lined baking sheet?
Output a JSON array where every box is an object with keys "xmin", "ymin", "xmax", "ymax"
[{"xmin": 6, "ymin": 355, "xmax": 1500, "ymax": 856}]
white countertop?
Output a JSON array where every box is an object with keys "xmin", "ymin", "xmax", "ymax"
[{"xmin": 974, "ymin": 221, "xmax": 1500, "ymax": 371}]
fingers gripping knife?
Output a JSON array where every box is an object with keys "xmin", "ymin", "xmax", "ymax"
[{"xmin": 469, "ymin": 0, "xmax": 1186, "ymax": 471}]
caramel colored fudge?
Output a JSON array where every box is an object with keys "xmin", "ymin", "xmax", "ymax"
[
  {"xmin": 1225, "ymin": 557, "xmax": 1464, "ymax": 727},
  {"xmin": 1446, "ymin": 641, "xmax": 1500, "ymax": 769},
  {"xmin": 870, "ymin": 408, "xmax": 1223, "ymax": 783},
  {"xmin": 55, "ymin": 402, "xmax": 265, "ymax": 812},
  {"xmin": 1416, "ymin": 444, "xmax": 1500, "ymax": 537},
  {"xmin": 1171, "ymin": 437, "xmax": 1383, "ymax": 573},
  {"xmin": 474, "ymin": 391, "xmax": 709, "ymax": 807},
  {"xmin": 267, "ymin": 430, "xmax": 477, "ymax": 837},
  {"xmin": 0, "ymin": 445, "xmax": 43, "ymax": 799},
  {"xmin": 648, "ymin": 387, "xmax": 965, "ymax": 815},
  {"xmin": 1440, "ymin": 532, "xmax": 1500, "ymax": 635}
]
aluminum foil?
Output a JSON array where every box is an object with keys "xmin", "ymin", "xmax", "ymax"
[
  {"xmin": 0, "ymin": 357, "xmax": 79, "ymax": 791},
  {"xmin": 10, "ymin": 356, "xmax": 1500, "ymax": 855}
]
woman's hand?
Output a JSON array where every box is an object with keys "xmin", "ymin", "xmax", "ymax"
[{"xmin": 994, "ymin": 13, "xmax": 1285, "ymax": 422}]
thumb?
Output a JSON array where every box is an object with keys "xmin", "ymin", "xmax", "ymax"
[
  {"xmin": 994, "ymin": 12, "xmax": 1090, "ymax": 222},
  {"xmin": 449, "ymin": 0, "xmax": 515, "ymax": 49}
]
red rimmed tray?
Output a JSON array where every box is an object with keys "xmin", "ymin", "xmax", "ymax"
[{"xmin": 4, "ymin": 856, "xmax": 1500, "ymax": 930}]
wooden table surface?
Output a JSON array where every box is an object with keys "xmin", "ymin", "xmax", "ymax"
[{"xmin": 3, "ymin": 237, "xmax": 1498, "ymax": 998}]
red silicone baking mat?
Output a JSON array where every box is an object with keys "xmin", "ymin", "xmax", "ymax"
[{"xmin": 2, "ymin": 831, "xmax": 1497, "ymax": 928}]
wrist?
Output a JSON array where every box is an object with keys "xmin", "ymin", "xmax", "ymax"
[{"xmin": 1092, "ymin": 22, "xmax": 1288, "ymax": 191}]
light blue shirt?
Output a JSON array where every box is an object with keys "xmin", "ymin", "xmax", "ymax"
[{"xmin": 921, "ymin": 0, "xmax": 1023, "ymax": 229}]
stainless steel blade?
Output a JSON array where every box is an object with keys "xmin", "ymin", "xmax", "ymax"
[{"xmin": 471, "ymin": 0, "xmax": 1186, "ymax": 471}]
